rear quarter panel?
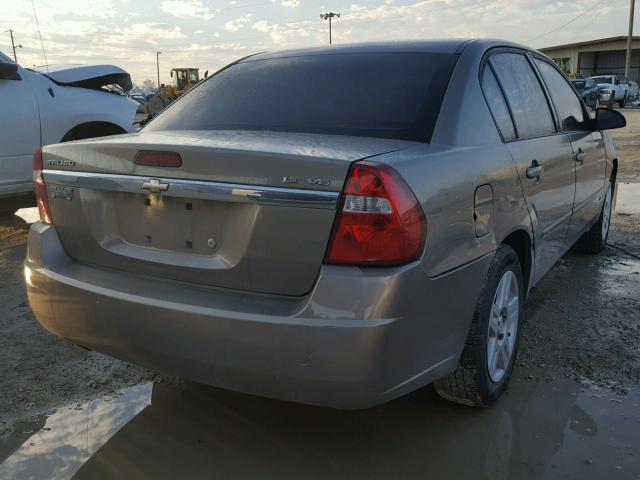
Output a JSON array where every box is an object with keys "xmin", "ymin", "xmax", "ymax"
[{"xmin": 377, "ymin": 41, "xmax": 533, "ymax": 279}]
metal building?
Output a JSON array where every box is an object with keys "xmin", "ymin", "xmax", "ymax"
[{"xmin": 539, "ymin": 36, "xmax": 640, "ymax": 81}]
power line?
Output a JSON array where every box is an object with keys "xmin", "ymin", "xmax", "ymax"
[
  {"xmin": 579, "ymin": 0, "xmax": 616, "ymax": 30},
  {"xmin": 523, "ymin": 0, "xmax": 611, "ymax": 43},
  {"xmin": 30, "ymin": 0, "xmax": 49, "ymax": 72}
]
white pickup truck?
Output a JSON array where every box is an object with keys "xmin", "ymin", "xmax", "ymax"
[
  {"xmin": 0, "ymin": 51, "xmax": 137, "ymax": 209},
  {"xmin": 589, "ymin": 74, "xmax": 629, "ymax": 108}
]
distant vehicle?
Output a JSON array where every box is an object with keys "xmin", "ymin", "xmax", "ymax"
[
  {"xmin": 627, "ymin": 80, "xmax": 639, "ymax": 100},
  {"xmin": 0, "ymin": 51, "xmax": 137, "ymax": 206},
  {"xmin": 27, "ymin": 40, "xmax": 624, "ymax": 409},
  {"xmin": 589, "ymin": 74, "xmax": 629, "ymax": 108},
  {"xmin": 571, "ymin": 78, "xmax": 599, "ymax": 109},
  {"xmin": 146, "ymin": 67, "xmax": 202, "ymax": 114},
  {"xmin": 128, "ymin": 91, "xmax": 156, "ymax": 114}
]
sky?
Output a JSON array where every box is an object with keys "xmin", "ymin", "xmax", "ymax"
[{"xmin": 0, "ymin": 0, "xmax": 630, "ymax": 86}]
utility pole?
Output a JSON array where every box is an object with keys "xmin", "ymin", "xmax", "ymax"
[
  {"xmin": 6, "ymin": 29, "xmax": 22, "ymax": 63},
  {"xmin": 156, "ymin": 51, "xmax": 161, "ymax": 88},
  {"xmin": 625, "ymin": 0, "xmax": 635, "ymax": 80},
  {"xmin": 320, "ymin": 12, "xmax": 340, "ymax": 44}
]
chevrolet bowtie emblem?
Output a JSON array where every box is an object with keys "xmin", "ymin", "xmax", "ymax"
[{"xmin": 142, "ymin": 178, "xmax": 169, "ymax": 194}]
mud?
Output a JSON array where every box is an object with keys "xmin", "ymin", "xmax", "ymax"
[
  {"xmin": 1, "ymin": 378, "xmax": 639, "ymax": 479},
  {"xmin": 612, "ymin": 109, "xmax": 640, "ymax": 182},
  {"xmin": 515, "ymin": 224, "xmax": 640, "ymax": 393},
  {"xmin": 0, "ymin": 213, "xmax": 156, "ymax": 430}
]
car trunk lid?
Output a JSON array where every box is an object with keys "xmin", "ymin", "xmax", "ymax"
[{"xmin": 42, "ymin": 130, "xmax": 414, "ymax": 296}]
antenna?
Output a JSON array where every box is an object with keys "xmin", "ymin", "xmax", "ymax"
[{"xmin": 30, "ymin": 0, "xmax": 49, "ymax": 73}]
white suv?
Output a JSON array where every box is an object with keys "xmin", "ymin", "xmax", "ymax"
[{"xmin": 0, "ymin": 51, "xmax": 137, "ymax": 205}]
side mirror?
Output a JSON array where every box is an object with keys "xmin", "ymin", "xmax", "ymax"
[
  {"xmin": 594, "ymin": 108, "xmax": 626, "ymax": 130},
  {"xmin": 0, "ymin": 62, "xmax": 20, "ymax": 80}
]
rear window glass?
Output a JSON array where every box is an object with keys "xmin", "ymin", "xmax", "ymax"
[
  {"xmin": 489, "ymin": 53, "xmax": 556, "ymax": 139},
  {"xmin": 145, "ymin": 52, "xmax": 459, "ymax": 142}
]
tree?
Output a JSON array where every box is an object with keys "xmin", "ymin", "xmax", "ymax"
[{"xmin": 141, "ymin": 79, "xmax": 156, "ymax": 90}]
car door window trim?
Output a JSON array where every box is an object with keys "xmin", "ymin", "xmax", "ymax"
[{"xmin": 481, "ymin": 62, "xmax": 519, "ymax": 142}]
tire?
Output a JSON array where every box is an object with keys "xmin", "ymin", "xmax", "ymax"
[
  {"xmin": 618, "ymin": 94, "xmax": 627, "ymax": 108},
  {"xmin": 0, "ymin": 193, "xmax": 35, "ymax": 215},
  {"xmin": 574, "ymin": 180, "xmax": 613, "ymax": 254},
  {"xmin": 434, "ymin": 245, "xmax": 524, "ymax": 407}
]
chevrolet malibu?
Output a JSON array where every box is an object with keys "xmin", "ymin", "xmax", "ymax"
[{"xmin": 25, "ymin": 40, "xmax": 625, "ymax": 409}]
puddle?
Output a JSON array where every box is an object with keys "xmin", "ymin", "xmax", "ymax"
[
  {"xmin": 13, "ymin": 207, "xmax": 39, "ymax": 224},
  {"xmin": 1, "ymin": 379, "xmax": 638, "ymax": 480},
  {"xmin": 616, "ymin": 182, "xmax": 640, "ymax": 215},
  {"xmin": 0, "ymin": 383, "xmax": 152, "ymax": 480}
]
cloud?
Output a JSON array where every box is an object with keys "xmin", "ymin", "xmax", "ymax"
[
  {"xmin": 0, "ymin": 0, "xmax": 628, "ymax": 85},
  {"xmin": 160, "ymin": 0, "xmax": 215, "ymax": 20},
  {"xmin": 225, "ymin": 14, "xmax": 252, "ymax": 32},
  {"xmin": 123, "ymin": 23, "xmax": 186, "ymax": 41},
  {"xmin": 251, "ymin": 20, "xmax": 270, "ymax": 33},
  {"xmin": 251, "ymin": 19, "xmax": 314, "ymax": 45}
]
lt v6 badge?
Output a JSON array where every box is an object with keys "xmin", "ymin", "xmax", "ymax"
[{"xmin": 282, "ymin": 176, "xmax": 331, "ymax": 186}]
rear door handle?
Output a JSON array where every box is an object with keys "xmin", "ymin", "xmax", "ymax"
[
  {"xmin": 575, "ymin": 148, "xmax": 586, "ymax": 164},
  {"xmin": 526, "ymin": 160, "xmax": 543, "ymax": 180}
]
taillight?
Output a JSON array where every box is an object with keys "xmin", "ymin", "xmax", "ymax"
[
  {"xmin": 134, "ymin": 150, "xmax": 183, "ymax": 167},
  {"xmin": 33, "ymin": 148, "xmax": 52, "ymax": 224},
  {"xmin": 325, "ymin": 161, "xmax": 426, "ymax": 266}
]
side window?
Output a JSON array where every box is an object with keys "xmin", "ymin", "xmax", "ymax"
[
  {"xmin": 489, "ymin": 52, "xmax": 556, "ymax": 139},
  {"xmin": 481, "ymin": 66, "xmax": 516, "ymax": 141},
  {"xmin": 533, "ymin": 58, "xmax": 588, "ymax": 132}
]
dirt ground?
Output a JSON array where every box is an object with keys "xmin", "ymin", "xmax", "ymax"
[
  {"xmin": 608, "ymin": 110, "xmax": 640, "ymax": 182},
  {"xmin": 0, "ymin": 215, "xmax": 157, "ymax": 430},
  {"xmin": 1, "ymin": 111, "xmax": 639, "ymax": 444}
]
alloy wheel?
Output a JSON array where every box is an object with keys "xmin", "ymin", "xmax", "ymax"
[{"xmin": 487, "ymin": 270, "xmax": 519, "ymax": 383}]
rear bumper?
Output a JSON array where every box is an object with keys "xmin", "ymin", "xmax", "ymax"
[{"xmin": 25, "ymin": 222, "xmax": 493, "ymax": 409}]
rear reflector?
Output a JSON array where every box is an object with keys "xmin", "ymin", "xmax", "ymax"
[
  {"xmin": 134, "ymin": 150, "xmax": 183, "ymax": 167},
  {"xmin": 33, "ymin": 148, "xmax": 52, "ymax": 224},
  {"xmin": 325, "ymin": 161, "xmax": 426, "ymax": 266}
]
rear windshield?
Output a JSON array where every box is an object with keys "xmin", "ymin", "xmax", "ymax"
[
  {"xmin": 145, "ymin": 52, "xmax": 459, "ymax": 142},
  {"xmin": 590, "ymin": 76, "xmax": 612, "ymax": 84},
  {"xmin": 572, "ymin": 80, "xmax": 585, "ymax": 88}
]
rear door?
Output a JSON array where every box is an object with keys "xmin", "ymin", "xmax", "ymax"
[
  {"xmin": 532, "ymin": 57, "xmax": 607, "ymax": 242},
  {"xmin": 486, "ymin": 51, "xmax": 576, "ymax": 282},
  {"xmin": 0, "ymin": 53, "xmax": 40, "ymax": 197}
]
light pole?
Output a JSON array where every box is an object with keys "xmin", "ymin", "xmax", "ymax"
[
  {"xmin": 320, "ymin": 12, "xmax": 340, "ymax": 45},
  {"xmin": 625, "ymin": 0, "xmax": 636, "ymax": 81},
  {"xmin": 6, "ymin": 29, "xmax": 22, "ymax": 63},
  {"xmin": 156, "ymin": 51, "xmax": 161, "ymax": 88}
]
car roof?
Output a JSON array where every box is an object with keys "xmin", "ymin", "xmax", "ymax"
[{"xmin": 242, "ymin": 39, "xmax": 546, "ymax": 63}]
